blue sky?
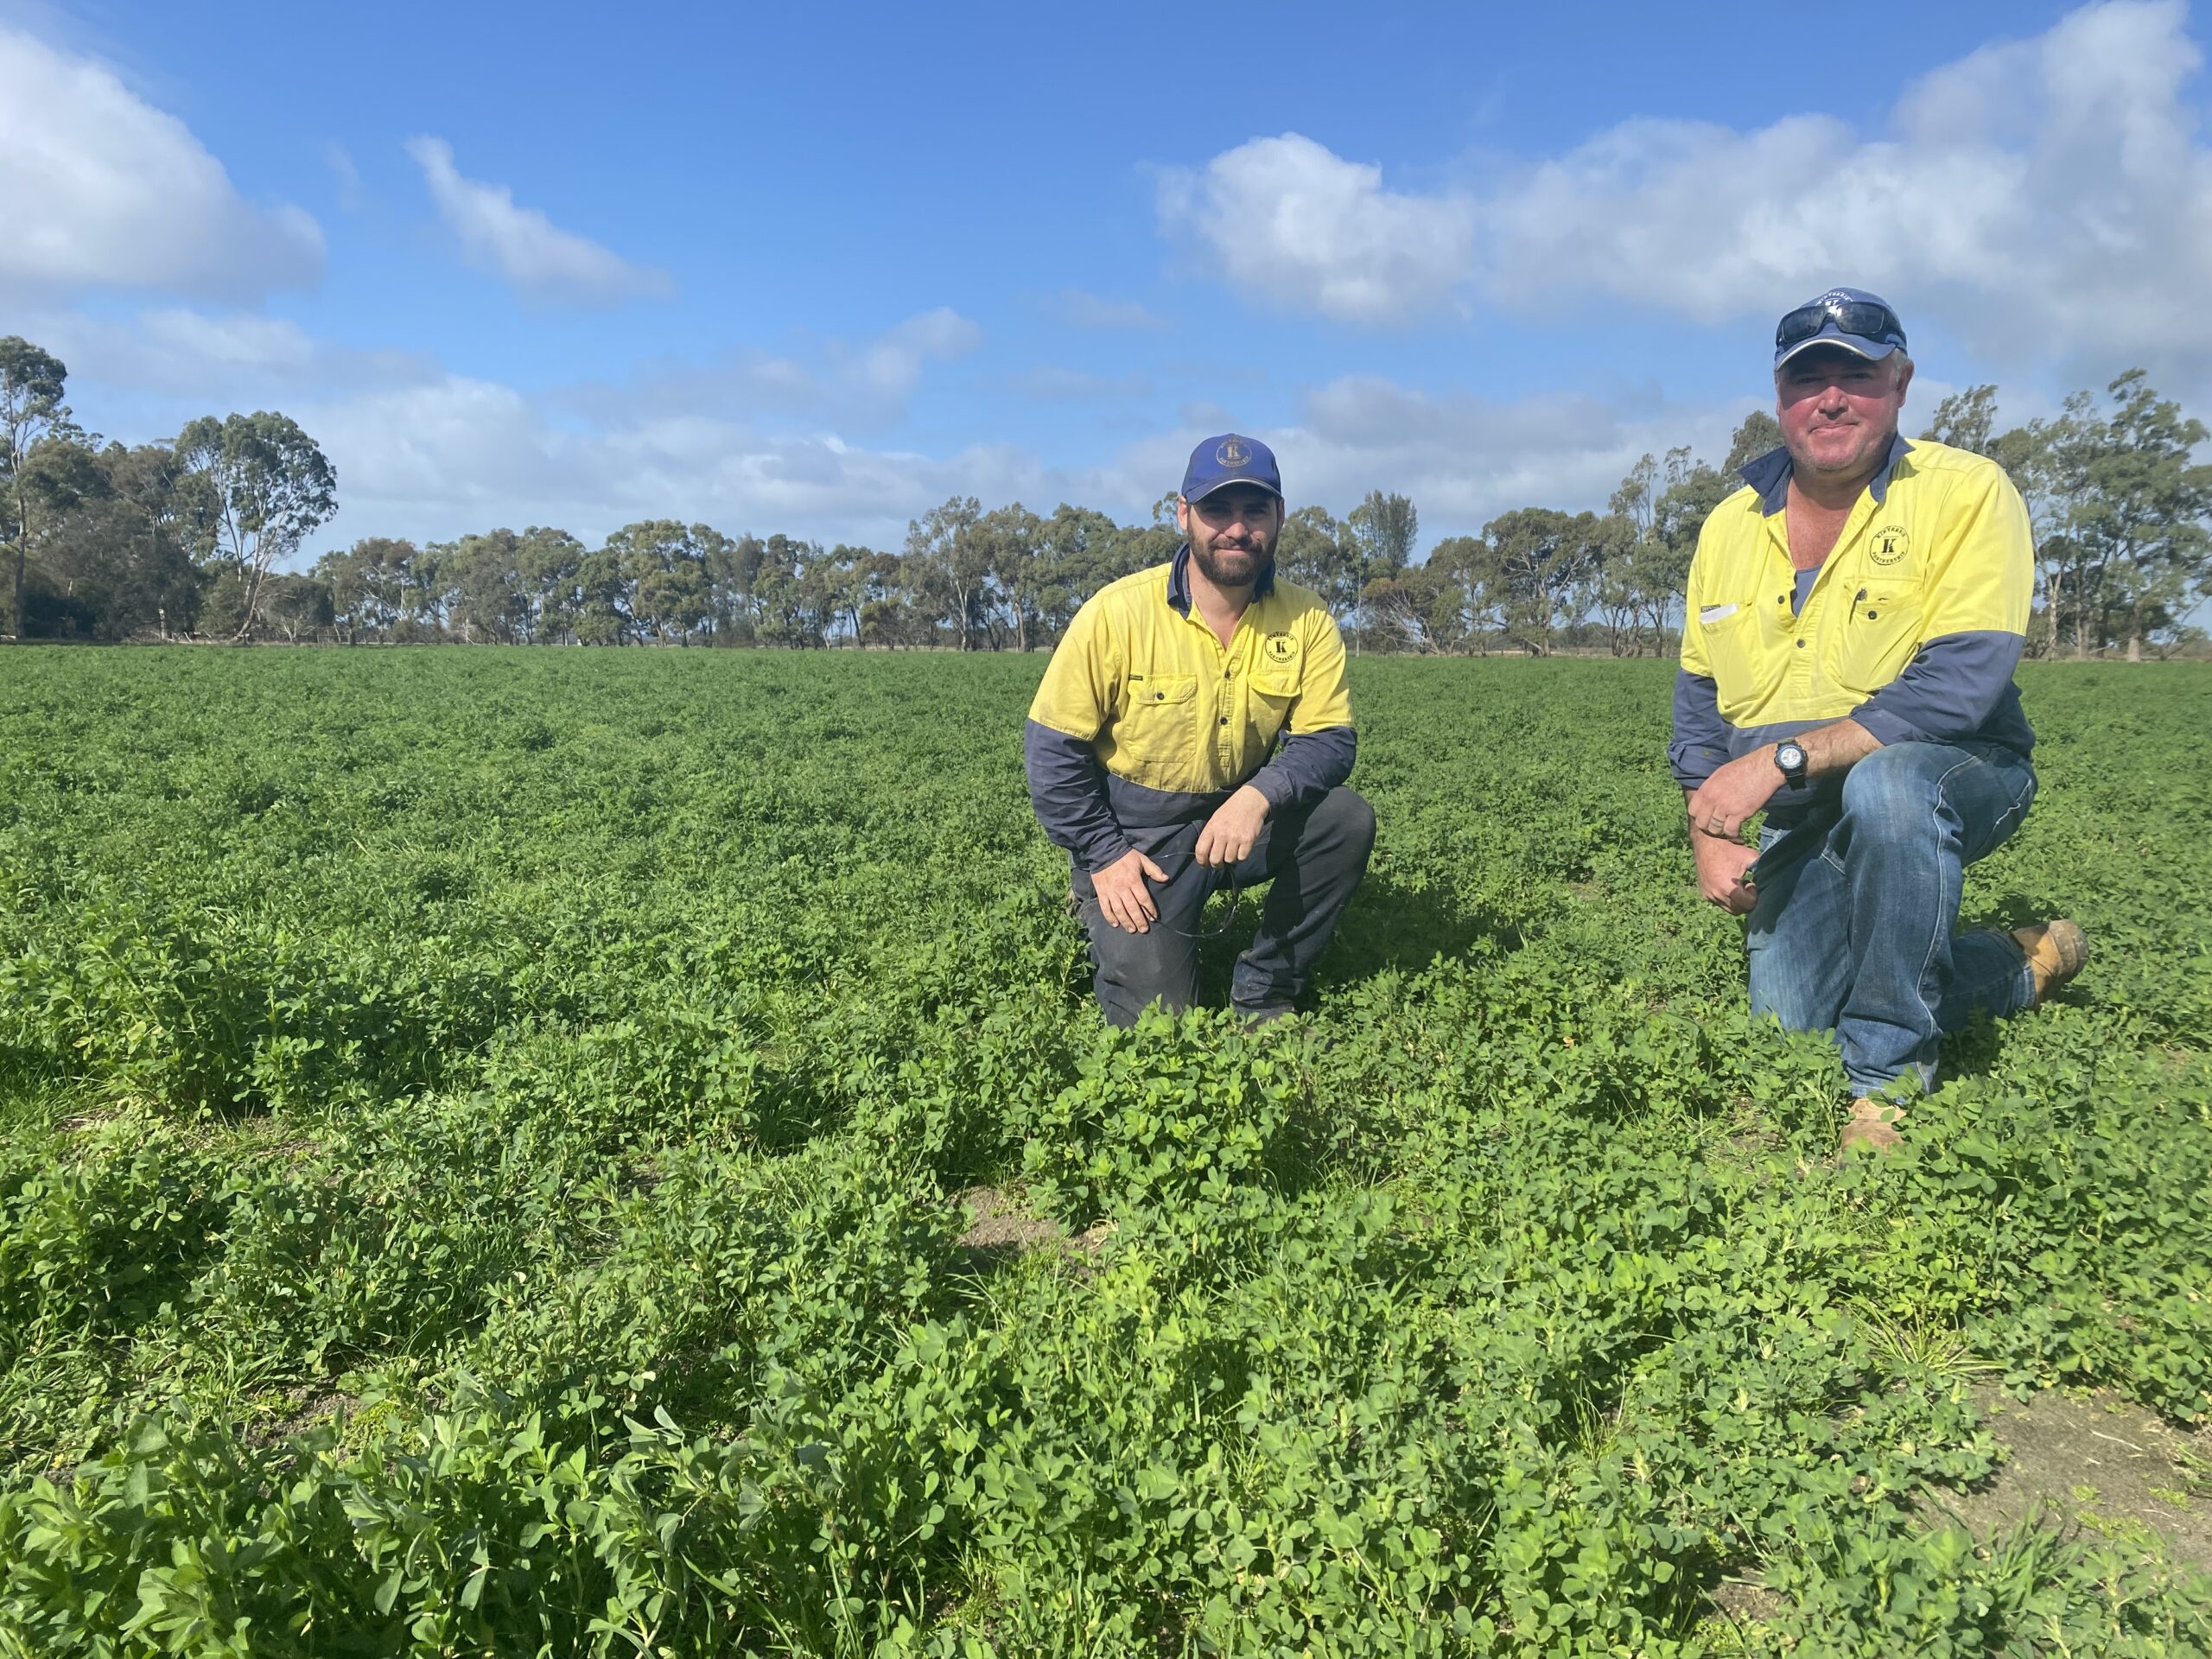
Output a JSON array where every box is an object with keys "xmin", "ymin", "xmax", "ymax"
[{"xmin": 3, "ymin": 0, "xmax": 2209, "ymax": 559}]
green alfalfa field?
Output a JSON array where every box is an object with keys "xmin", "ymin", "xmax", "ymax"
[{"xmin": 0, "ymin": 647, "xmax": 2208, "ymax": 1656}]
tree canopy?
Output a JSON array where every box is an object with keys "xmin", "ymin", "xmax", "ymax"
[{"xmin": 2, "ymin": 333, "xmax": 2206, "ymax": 658}]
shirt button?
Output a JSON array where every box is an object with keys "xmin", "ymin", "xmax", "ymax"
[
  {"xmin": 1217, "ymin": 716, "xmax": 1228, "ymax": 725},
  {"xmin": 1796, "ymin": 639, "xmax": 1807, "ymax": 649}
]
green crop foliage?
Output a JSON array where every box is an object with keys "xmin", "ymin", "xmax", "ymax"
[{"xmin": 0, "ymin": 647, "xmax": 2207, "ymax": 1656}]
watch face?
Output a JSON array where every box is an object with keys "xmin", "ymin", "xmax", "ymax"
[{"xmin": 1777, "ymin": 742, "xmax": 1806, "ymax": 772}]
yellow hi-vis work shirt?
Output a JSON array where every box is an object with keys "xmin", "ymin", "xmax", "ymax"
[
  {"xmin": 1671, "ymin": 436, "xmax": 2035, "ymax": 790},
  {"xmin": 1025, "ymin": 551, "xmax": 1356, "ymax": 867}
]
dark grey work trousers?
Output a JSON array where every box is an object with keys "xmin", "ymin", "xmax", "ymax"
[{"xmin": 1070, "ymin": 785, "xmax": 1376, "ymax": 1027}]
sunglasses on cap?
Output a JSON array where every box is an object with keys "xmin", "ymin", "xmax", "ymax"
[{"xmin": 1775, "ymin": 297, "xmax": 1906, "ymax": 353}]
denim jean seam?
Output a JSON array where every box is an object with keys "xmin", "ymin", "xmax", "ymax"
[
  {"xmin": 1897, "ymin": 749, "xmax": 1988, "ymax": 1082},
  {"xmin": 1975, "ymin": 772, "xmax": 2037, "ymax": 861}
]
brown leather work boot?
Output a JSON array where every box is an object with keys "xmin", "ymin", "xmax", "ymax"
[
  {"xmin": 1840, "ymin": 1096, "xmax": 1906, "ymax": 1156},
  {"xmin": 2012, "ymin": 919, "xmax": 2088, "ymax": 1007}
]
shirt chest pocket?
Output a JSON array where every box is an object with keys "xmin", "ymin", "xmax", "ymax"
[
  {"xmin": 1116, "ymin": 674, "xmax": 1201, "ymax": 785},
  {"xmin": 1823, "ymin": 573, "xmax": 1925, "ymax": 696},
  {"xmin": 1125, "ymin": 673, "xmax": 1199, "ymax": 712},
  {"xmin": 1248, "ymin": 669, "xmax": 1298, "ymax": 740},
  {"xmin": 1698, "ymin": 603, "xmax": 1764, "ymax": 700}
]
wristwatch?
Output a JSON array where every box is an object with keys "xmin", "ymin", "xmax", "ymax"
[{"xmin": 1774, "ymin": 740, "xmax": 1808, "ymax": 790}]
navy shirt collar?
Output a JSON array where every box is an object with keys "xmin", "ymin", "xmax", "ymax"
[
  {"xmin": 1739, "ymin": 431, "xmax": 1913, "ymax": 517},
  {"xmin": 1166, "ymin": 542, "xmax": 1275, "ymax": 615}
]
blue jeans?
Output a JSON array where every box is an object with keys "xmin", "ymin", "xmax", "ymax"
[
  {"xmin": 1745, "ymin": 740, "xmax": 2038, "ymax": 1096},
  {"xmin": 1071, "ymin": 785, "xmax": 1376, "ymax": 1026}
]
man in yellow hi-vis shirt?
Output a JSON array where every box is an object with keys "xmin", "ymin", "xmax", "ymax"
[
  {"xmin": 1026, "ymin": 434, "xmax": 1375, "ymax": 1026},
  {"xmin": 1672, "ymin": 289, "xmax": 2084, "ymax": 1152}
]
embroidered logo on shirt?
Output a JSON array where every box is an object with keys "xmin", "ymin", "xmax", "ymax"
[
  {"xmin": 1262, "ymin": 632, "xmax": 1299, "ymax": 664},
  {"xmin": 1870, "ymin": 525, "xmax": 1910, "ymax": 567}
]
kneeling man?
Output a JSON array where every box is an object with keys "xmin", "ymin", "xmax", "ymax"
[
  {"xmin": 1026, "ymin": 434, "xmax": 1375, "ymax": 1026},
  {"xmin": 1671, "ymin": 289, "xmax": 2084, "ymax": 1151}
]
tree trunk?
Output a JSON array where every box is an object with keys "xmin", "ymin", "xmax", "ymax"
[
  {"xmin": 2127, "ymin": 596, "xmax": 2144, "ymax": 664},
  {"xmin": 232, "ymin": 556, "xmax": 270, "ymax": 644}
]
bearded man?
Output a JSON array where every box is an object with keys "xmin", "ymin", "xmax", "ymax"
[
  {"xmin": 1672, "ymin": 289, "xmax": 2084, "ymax": 1152},
  {"xmin": 1025, "ymin": 433, "xmax": 1374, "ymax": 1026}
]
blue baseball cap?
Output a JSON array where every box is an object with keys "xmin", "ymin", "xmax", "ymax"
[
  {"xmin": 1773, "ymin": 287, "xmax": 1908, "ymax": 369},
  {"xmin": 1180, "ymin": 433, "xmax": 1282, "ymax": 503}
]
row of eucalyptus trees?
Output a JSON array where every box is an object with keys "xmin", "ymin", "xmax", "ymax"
[{"xmin": 4, "ymin": 330, "xmax": 2206, "ymax": 655}]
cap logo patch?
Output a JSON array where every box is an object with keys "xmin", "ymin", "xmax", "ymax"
[
  {"xmin": 1263, "ymin": 632, "xmax": 1299, "ymax": 664},
  {"xmin": 1869, "ymin": 525, "xmax": 1910, "ymax": 567},
  {"xmin": 1216, "ymin": 436, "xmax": 1250, "ymax": 467}
]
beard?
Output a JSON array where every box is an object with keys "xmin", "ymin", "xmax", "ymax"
[{"xmin": 1190, "ymin": 531, "xmax": 1275, "ymax": 590}]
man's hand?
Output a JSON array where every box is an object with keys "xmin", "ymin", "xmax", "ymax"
[
  {"xmin": 1194, "ymin": 785, "xmax": 1269, "ymax": 869},
  {"xmin": 1685, "ymin": 747, "xmax": 1783, "ymax": 841},
  {"xmin": 1091, "ymin": 847, "xmax": 1169, "ymax": 933},
  {"xmin": 1692, "ymin": 830, "xmax": 1762, "ymax": 915}
]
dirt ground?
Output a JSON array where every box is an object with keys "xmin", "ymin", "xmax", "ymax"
[
  {"xmin": 956, "ymin": 1185, "xmax": 1114, "ymax": 1260},
  {"xmin": 1928, "ymin": 1387, "xmax": 2210, "ymax": 1570}
]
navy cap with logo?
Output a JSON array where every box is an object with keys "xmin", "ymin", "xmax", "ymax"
[
  {"xmin": 1773, "ymin": 287, "xmax": 1909, "ymax": 370},
  {"xmin": 1180, "ymin": 433, "xmax": 1282, "ymax": 504}
]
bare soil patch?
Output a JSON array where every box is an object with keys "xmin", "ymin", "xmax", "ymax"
[
  {"xmin": 1707, "ymin": 1575, "xmax": 1789, "ymax": 1627},
  {"xmin": 240, "ymin": 1389, "xmax": 355, "ymax": 1450},
  {"xmin": 957, "ymin": 1185, "xmax": 1114, "ymax": 1262},
  {"xmin": 1925, "ymin": 1387, "xmax": 2209, "ymax": 1571}
]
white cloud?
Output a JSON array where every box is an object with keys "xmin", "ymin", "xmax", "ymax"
[
  {"xmin": 1073, "ymin": 378, "xmax": 1751, "ymax": 541},
  {"xmin": 1156, "ymin": 133, "xmax": 1474, "ymax": 325},
  {"xmin": 1476, "ymin": 0, "xmax": 2212, "ymax": 367},
  {"xmin": 1281, "ymin": 377, "xmax": 1748, "ymax": 528},
  {"xmin": 574, "ymin": 308, "xmax": 982, "ymax": 430},
  {"xmin": 405, "ymin": 135, "xmax": 674, "ymax": 306},
  {"xmin": 841, "ymin": 306, "xmax": 983, "ymax": 400},
  {"xmin": 321, "ymin": 369, "xmax": 1739, "ymax": 563},
  {"xmin": 1159, "ymin": 2, "xmax": 2212, "ymax": 380},
  {"xmin": 31, "ymin": 304, "xmax": 433, "ymax": 406},
  {"xmin": 1052, "ymin": 288, "xmax": 1166, "ymax": 330},
  {"xmin": 0, "ymin": 23, "xmax": 322, "ymax": 301},
  {"xmin": 325, "ymin": 142, "xmax": 361, "ymax": 211},
  {"xmin": 135, "ymin": 308, "xmax": 317, "ymax": 375},
  {"xmin": 300, "ymin": 371, "xmax": 1048, "ymax": 552}
]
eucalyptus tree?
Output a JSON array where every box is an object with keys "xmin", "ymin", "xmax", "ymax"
[
  {"xmin": 2048, "ymin": 372, "xmax": 2212, "ymax": 660},
  {"xmin": 174, "ymin": 410, "xmax": 337, "ymax": 641},
  {"xmin": 904, "ymin": 494, "xmax": 986, "ymax": 650},
  {"xmin": 1, "ymin": 337, "xmax": 70, "ymax": 641},
  {"xmin": 975, "ymin": 502, "xmax": 1046, "ymax": 650}
]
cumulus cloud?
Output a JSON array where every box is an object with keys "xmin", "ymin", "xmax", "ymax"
[
  {"xmin": 30, "ymin": 304, "xmax": 434, "ymax": 406},
  {"xmin": 190, "ymin": 340, "xmax": 1745, "ymax": 566},
  {"xmin": 405, "ymin": 135, "xmax": 674, "ymax": 306},
  {"xmin": 300, "ymin": 372, "xmax": 1049, "ymax": 551},
  {"xmin": 572, "ymin": 308, "xmax": 983, "ymax": 430},
  {"xmin": 1159, "ymin": 1, "xmax": 2212, "ymax": 378},
  {"xmin": 1156, "ymin": 133, "xmax": 1475, "ymax": 325},
  {"xmin": 0, "ymin": 24, "xmax": 323, "ymax": 301},
  {"xmin": 1478, "ymin": 0, "xmax": 2212, "ymax": 366},
  {"xmin": 840, "ymin": 306, "xmax": 983, "ymax": 401},
  {"xmin": 1074, "ymin": 378, "xmax": 1750, "ymax": 541}
]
